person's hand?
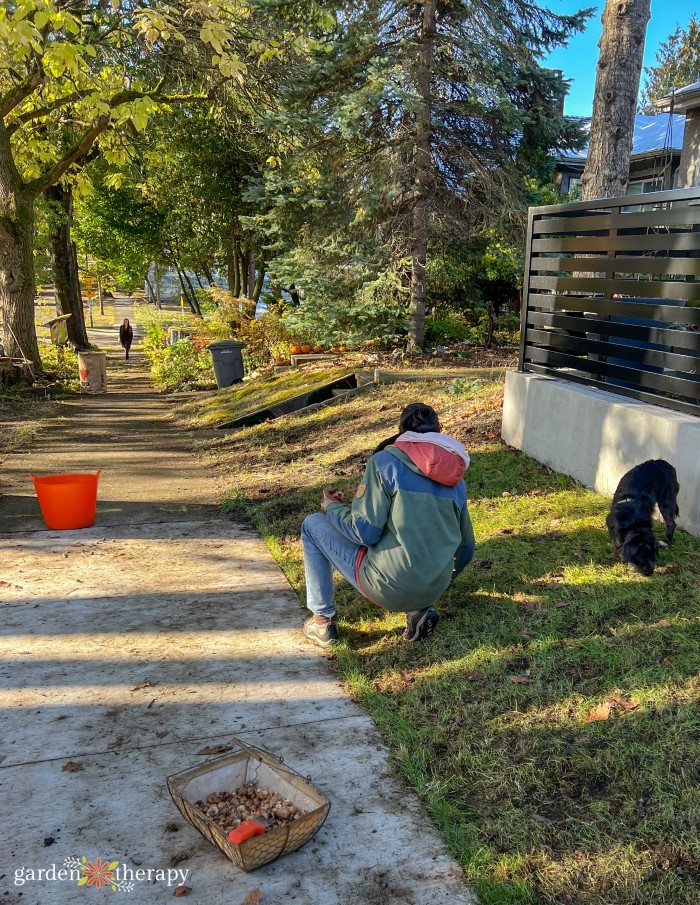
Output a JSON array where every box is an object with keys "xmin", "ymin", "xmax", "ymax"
[{"xmin": 321, "ymin": 488, "xmax": 343, "ymax": 512}]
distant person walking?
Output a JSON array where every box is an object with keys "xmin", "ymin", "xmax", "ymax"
[{"xmin": 119, "ymin": 318, "xmax": 133, "ymax": 360}]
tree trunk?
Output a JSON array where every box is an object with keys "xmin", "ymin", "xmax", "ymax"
[
  {"xmin": 175, "ymin": 266, "xmax": 197, "ymax": 314},
  {"xmin": 0, "ymin": 119, "xmax": 41, "ymax": 368},
  {"xmin": 45, "ymin": 184, "xmax": 89, "ymax": 349},
  {"xmin": 247, "ymin": 245, "xmax": 256, "ymax": 299},
  {"xmin": 144, "ymin": 274, "xmax": 155, "ymax": 305},
  {"xmin": 199, "ymin": 261, "xmax": 214, "ymax": 286},
  {"xmin": 232, "ymin": 245, "xmax": 241, "ymax": 297},
  {"xmin": 0, "ymin": 213, "xmax": 40, "ymax": 366},
  {"xmin": 236, "ymin": 240, "xmax": 246, "ymax": 299},
  {"xmin": 582, "ymin": 0, "xmax": 652, "ymax": 200},
  {"xmin": 182, "ymin": 269, "xmax": 202, "ymax": 316},
  {"xmin": 252, "ymin": 252, "xmax": 265, "ymax": 304},
  {"xmin": 408, "ymin": 0, "xmax": 437, "ymax": 352},
  {"xmin": 0, "ymin": 196, "xmax": 41, "ymax": 367}
]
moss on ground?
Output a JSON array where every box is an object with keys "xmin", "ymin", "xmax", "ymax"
[{"xmin": 175, "ymin": 366, "xmax": 355, "ymax": 427}]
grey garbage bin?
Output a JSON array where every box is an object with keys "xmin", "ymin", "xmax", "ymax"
[{"xmin": 207, "ymin": 340, "xmax": 246, "ymax": 388}]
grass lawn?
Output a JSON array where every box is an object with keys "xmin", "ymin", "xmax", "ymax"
[{"xmin": 204, "ymin": 365, "xmax": 700, "ymax": 905}]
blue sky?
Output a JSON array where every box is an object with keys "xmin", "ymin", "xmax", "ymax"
[{"xmin": 543, "ymin": 1, "xmax": 698, "ymax": 116}]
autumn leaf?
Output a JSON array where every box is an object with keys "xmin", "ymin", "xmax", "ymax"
[
  {"xmin": 584, "ymin": 696, "xmax": 639, "ymax": 723},
  {"xmin": 241, "ymin": 890, "xmax": 262, "ymax": 905},
  {"xmin": 129, "ymin": 680, "xmax": 153, "ymax": 692},
  {"xmin": 173, "ymin": 886, "xmax": 191, "ymax": 897},
  {"xmin": 62, "ymin": 761, "xmax": 83, "ymax": 772},
  {"xmin": 609, "ymin": 695, "xmax": 640, "ymax": 712},
  {"xmin": 196, "ymin": 744, "xmax": 233, "ymax": 755},
  {"xmin": 584, "ymin": 701, "xmax": 613, "ymax": 722},
  {"xmin": 656, "ymin": 619, "xmax": 672, "ymax": 627},
  {"xmin": 508, "ymin": 675, "xmax": 534, "ymax": 684}
]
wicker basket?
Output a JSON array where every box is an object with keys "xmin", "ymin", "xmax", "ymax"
[{"xmin": 167, "ymin": 739, "xmax": 330, "ymax": 872}]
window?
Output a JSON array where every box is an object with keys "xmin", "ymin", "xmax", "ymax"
[{"xmin": 623, "ymin": 178, "xmax": 663, "ymax": 212}]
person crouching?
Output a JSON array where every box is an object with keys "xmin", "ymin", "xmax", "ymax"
[{"xmin": 301, "ymin": 402, "xmax": 475, "ymax": 646}]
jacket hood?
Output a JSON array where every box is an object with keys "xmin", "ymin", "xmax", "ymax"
[{"xmin": 393, "ymin": 432, "xmax": 469, "ymax": 487}]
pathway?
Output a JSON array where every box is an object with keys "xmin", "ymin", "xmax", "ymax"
[{"xmin": 0, "ymin": 335, "xmax": 476, "ymax": 903}]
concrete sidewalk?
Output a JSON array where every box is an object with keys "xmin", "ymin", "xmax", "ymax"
[{"xmin": 0, "ymin": 344, "xmax": 476, "ymax": 904}]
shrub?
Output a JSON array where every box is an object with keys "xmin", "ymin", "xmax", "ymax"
[
  {"xmin": 424, "ymin": 313, "xmax": 470, "ymax": 345},
  {"xmin": 146, "ymin": 338, "xmax": 215, "ymax": 392},
  {"xmin": 40, "ymin": 343, "xmax": 80, "ymax": 386},
  {"xmin": 232, "ymin": 307, "xmax": 292, "ymax": 368}
]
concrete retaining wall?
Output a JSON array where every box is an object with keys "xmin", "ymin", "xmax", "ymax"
[{"xmin": 501, "ymin": 371, "xmax": 700, "ymax": 536}]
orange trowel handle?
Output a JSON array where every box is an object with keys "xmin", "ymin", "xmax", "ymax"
[{"xmin": 228, "ymin": 820, "xmax": 267, "ymax": 844}]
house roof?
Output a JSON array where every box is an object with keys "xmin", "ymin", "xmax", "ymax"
[
  {"xmin": 557, "ymin": 114, "xmax": 685, "ymax": 162},
  {"xmin": 656, "ymin": 80, "xmax": 700, "ymax": 114}
]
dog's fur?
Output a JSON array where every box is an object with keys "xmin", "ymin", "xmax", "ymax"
[{"xmin": 606, "ymin": 459, "xmax": 679, "ymax": 576}]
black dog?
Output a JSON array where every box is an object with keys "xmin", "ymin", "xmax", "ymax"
[{"xmin": 606, "ymin": 459, "xmax": 680, "ymax": 576}]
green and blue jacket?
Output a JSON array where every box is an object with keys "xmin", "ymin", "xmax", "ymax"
[{"xmin": 326, "ymin": 433, "xmax": 475, "ymax": 611}]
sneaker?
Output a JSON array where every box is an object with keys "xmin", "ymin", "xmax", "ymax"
[
  {"xmin": 403, "ymin": 607, "xmax": 439, "ymax": 642},
  {"xmin": 303, "ymin": 614, "xmax": 338, "ymax": 647}
]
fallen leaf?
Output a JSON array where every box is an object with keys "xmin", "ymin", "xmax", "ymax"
[
  {"xmin": 173, "ymin": 886, "xmax": 191, "ymax": 897},
  {"xmin": 466, "ymin": 671, "xmax": 487, "ymax": 681},
  {"xmin": 241, "ymin": 890, "xmax": 262, "ymax": 905},
  {"xmin": 0, "ymin": 580, "xmax": 10, "ymax": 588},
  {"xmin": 584, "ymin": 701, "xmax": 612, "ymax": 722},
  {"xmin": 609, "ymin": 695, "xmax": 640, "ymax": 712},
  {"xmin": 62, "ymin": 761, "xmax": 83, "ymax": 772},
  {"xmin": 656, "ymin": 619, "xmax": 672, "ymax": 627},
  {"xmin": 508, "ymin": 675, "xmax": 534, "ymax": 684},
  {"xmin": 129, "ymin": 680, "xmax": 153, "ymax": 692},
  {"xmin": 156, "ymin": 730, "xmax": 169, "ymax": 738},
  {"xmin": 196, "ymin": 744, "xmax": 233, "ymax": 756}
]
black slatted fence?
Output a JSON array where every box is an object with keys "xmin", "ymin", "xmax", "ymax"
[{"xmin": 519, "ymin": 186, "xmax": 700, "ymax": 416}]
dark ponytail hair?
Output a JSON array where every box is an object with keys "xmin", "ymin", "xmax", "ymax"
[{"xmin": 373, "ymin": 402, "xmax": 440, "ymax": 454}]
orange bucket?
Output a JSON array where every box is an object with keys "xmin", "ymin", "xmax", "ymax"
[{"xmin": 30, "ymin": 471, "xmax": 102, "ymax": 530}]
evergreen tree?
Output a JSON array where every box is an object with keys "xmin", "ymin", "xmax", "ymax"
[
  {"xmin": 255, "ymin": 0, "xmax": 590, "ymax": 349},
  {"xmin": 640, "ymin": 15, "xmax": 700, "ymax": 113}
]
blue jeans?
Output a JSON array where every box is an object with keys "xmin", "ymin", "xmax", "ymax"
[{"xmin": 301, "ymin": 513, "xmax": 363, "ymax": 618}]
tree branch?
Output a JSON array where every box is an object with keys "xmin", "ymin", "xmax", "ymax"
[
  {"xmin": 22, "ymin": 86, "xmax": 212, "ymax": 198},
  {"xmin": 0, "ymin": 68, "xmax": 45, "ymax": 120},
  {"xmin": 25, "ymin": 115, "xmax": 109, "ymax": 198},
  {"xmin": 7, "ymin": 91, "xmax": 86, "ymax": 135}
]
